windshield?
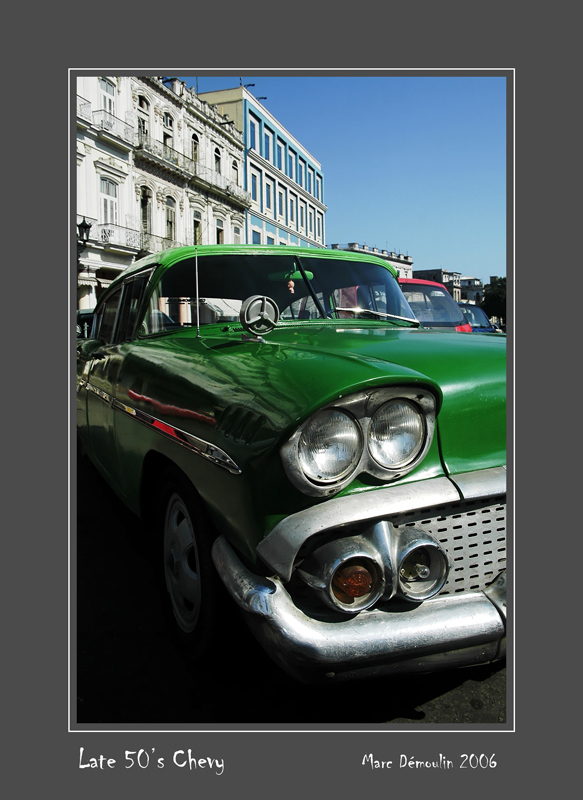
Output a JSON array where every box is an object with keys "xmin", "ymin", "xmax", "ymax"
[
  {"xmin": 460, "ymin": 304, "xmax": 494, "ymax": 329},
  {"xmin": 142, "ymin": 254, "xmax": 415, "ymax": 333},
  {"xmin": 399, "ymin": 283, "xmax": 467, "ymax": 328}
]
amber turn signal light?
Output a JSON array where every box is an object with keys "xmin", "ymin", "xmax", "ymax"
[{"xmin": 332, "ymin": 563, "xmax": 373, "ymax": 598}]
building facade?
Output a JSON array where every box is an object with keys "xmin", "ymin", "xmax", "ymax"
[
  {"xmin": 198, "ymin": 87, "xmax": 326, "ymax": 248},
  {"xmin": 330, "ymin": 243, "xmax": 413, "ymax": 279},
  {"xmin": 459, "ymin": 276, "xmax": 484, "ymax": 304},
  {"xmin": 412, "ymin": 268, "xmax": 462, "ymax": 301},
  {"xmin": 76, "ymin": 76, "xmax": 251, "ymax": 309}
]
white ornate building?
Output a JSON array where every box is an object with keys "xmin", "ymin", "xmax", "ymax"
[
  {"xmin": 76, "ymin": 76, "xmax": 251, "ymax": 309},
  {"xmin": 330, "ymin": 243, "xmax": 413, "ymax": 279}
]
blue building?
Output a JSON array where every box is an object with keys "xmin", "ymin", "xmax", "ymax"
[{"xmin": 199, "ymin": 86, "xmax": 326, "ymax": 247}]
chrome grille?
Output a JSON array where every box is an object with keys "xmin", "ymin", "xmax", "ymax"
[{"xmin": 390, "ymin": 496, "xmax": 507, "ymax": 595}]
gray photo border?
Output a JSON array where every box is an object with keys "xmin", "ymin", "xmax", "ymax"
[{"xmin": 11, "ymin": 5, "xmax": 573, "ymax": 794}]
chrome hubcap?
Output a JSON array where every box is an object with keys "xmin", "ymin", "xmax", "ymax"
[{"xmin": 163, "ymin": 492, "xmax": 201, "ymax": 633}]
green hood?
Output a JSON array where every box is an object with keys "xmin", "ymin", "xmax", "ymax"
[
  {"xmin": 124, "ymin": 321, "xmax": 506, "ymax": 478},
  {"xmin": 262, "ymin": 323, "xmax": 506, "ymax": 476}
]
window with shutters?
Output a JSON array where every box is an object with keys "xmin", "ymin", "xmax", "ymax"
[
  {"xmin": 100, "ymin": 177, "xmax": 118, "ymax": 225},
  {"xmin": 165, "ymin": 197, "xmax": 176, "ymax": 241}
]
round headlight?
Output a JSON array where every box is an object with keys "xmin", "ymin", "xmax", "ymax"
[
  {"xmin": 368, "ymin": 399, "xmax": 425, "ymax": 468},
  {"xmin": 298, "ymin": 409, "xmax": 362, "ymax": 483}
]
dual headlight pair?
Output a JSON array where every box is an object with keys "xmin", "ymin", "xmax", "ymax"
[{"xmin": 281, "ymin": 387, "xmax": 436, "ymax": 496}]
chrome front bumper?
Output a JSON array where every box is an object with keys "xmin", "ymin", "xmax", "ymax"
[
  {"xmin": 212, "ymin": 537, "xmax": 506, "ymax": 682},
  {"xmin": 211, "ymin": 468, "xmax": 507, "ymax": 681}
]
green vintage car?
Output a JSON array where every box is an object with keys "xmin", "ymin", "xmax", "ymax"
[{"xmin": 76, "ymin": 245, "xmax": 507, "ymax": 682}]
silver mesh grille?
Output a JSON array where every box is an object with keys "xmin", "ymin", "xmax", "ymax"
[{"xmin": 390, "ymin": 496, "xmax": 507, "ymax": 595}]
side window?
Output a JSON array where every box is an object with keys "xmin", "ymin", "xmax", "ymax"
[
  {"xmin": 115, "ymin": 275, "xmax": 149, "ymax": 342},
  {"xmin": 95, "ymin": 287, "xmax": 123, "ymax": 343},
  {"xmin": 282, "ymin": 292, "xmax": 324, "ymax": 320}
]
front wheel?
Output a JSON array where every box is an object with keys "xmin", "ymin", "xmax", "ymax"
[{"xmin": 161, "ymin": 471, "xmax": 221, "ymax": 656}]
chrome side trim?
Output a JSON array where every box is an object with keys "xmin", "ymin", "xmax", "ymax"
[
  {"xmin": 213, "ymin": 536, "xmax": 506, "ymax": 681},
  {"xmin": 83, "ymin": 381, "xmax": 241, "ymax": 475},
  {"xmin": 115, "ymin": 398, "xmax": 242, "ymax": 475},
  {"xmin": 86, "ymin": 383, "xmax": 113, "ymax": 404},
  {"xmin": 257, "ymin": 469, "xmax": 506, "ymax": 581},
  {"xmin": 449, "ymin": 466, "xmax": 507, "ymax": 498}
]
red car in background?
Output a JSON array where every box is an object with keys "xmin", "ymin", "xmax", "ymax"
[{"xmin": 398, "ymin": 278, "xmax": 472, "ymax": 332}]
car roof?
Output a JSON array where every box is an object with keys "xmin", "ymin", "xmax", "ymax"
[
  {"xmin": 398, "ymin": 277, "xmax": 449, "ymax": 291},
  {"xmin": 399, "ymin": 278, "xmax": 446, "ymax": 289},
  {"xmin": 115, "ymin": 244, "xmax": 399, "ymax": 285}
]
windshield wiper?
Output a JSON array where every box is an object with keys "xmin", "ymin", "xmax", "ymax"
[
  {"xmin": 295, "ymin": 256, "xmax": 328, "ymax": 319},
  {"xmin": 330, "ymin": 307, "xmax": 420, "ymax": 327}
]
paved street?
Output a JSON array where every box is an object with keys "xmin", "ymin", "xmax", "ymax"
[{"xmin": 75, "ymin": 454, "xmax": 507, "ymax": 727}]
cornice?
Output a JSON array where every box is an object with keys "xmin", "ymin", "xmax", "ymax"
[{"xmin": 94, "ymin": 158, "xmax": 129, "ymax": 181}]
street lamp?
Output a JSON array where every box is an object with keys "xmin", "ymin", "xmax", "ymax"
[
  {"xmin": 77, "ymin": 217, "xmax": 92, "ymax": 262},
  {"xmin": 78, "ymin": 216, "xmax": 92, "ymax": 239},
  {"xmin": 77, "ymin": 217, "xmax": 92, "ymax": 310}
]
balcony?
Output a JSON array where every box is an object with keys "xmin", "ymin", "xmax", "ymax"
[
  {"xmin": 138, "ymin": 231, "xmax": 183, "ymax": 254},
  {"xmin": 92, "ymin": 109, "xmax": 134, "ymax": 145},
  {"xmin": 134, "ymin": 134, "xmax": 196, "ymax": 175},
  {"xmin": 97, "ymin": 223, "xmax": 142, "ymax": 249},
  {"xmin": 77, "ymin": 96, "xmax": 92, "ymax": 123},
  {"xmin": 194, "ymin": 162, "xmax": 251, "ymax": 206},
  {"xmin": 94, "ymin": 223, "xmax": 183, "ymax": 254},
  {"xmin": 135, "ymin": 134, "xmax": 250, "ymax": 208}
]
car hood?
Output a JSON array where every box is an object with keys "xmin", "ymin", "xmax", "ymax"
[
  {"xmin": 264, "ymin": 323, "xmax": 506, "ymax": 475},
  {"xmin": 128, "ymin": 322, "xmax": 506, "ymax": 477}
]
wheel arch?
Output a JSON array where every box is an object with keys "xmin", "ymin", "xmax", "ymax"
[{"xmin": 139, "ymin": 451, "xmax": 202, "ymax": 527}]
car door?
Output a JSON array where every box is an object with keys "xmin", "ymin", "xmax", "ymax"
[{"xmin": 81, "ymin": 274, "xmax": 149, "ymax": 490}]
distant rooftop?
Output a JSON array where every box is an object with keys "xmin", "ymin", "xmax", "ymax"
[{"xmin": 330, "ymin": 243, "xmax": 412, "ymax": 262}]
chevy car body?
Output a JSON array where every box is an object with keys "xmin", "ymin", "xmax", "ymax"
[{"xmin": 76, "ymin": 245, "xmax": 507, "ymax": 682}]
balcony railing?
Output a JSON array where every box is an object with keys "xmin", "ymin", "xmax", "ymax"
[
  {"xmin": 135, "ymin": 134, "xmax": 196, "ymax": 174},
  {"xmin": 139, "ymin": 231, "xmax": 183, "ymax": 253},
  {"xmin": 97, "ymin": 223, "xmax": 142, "ymax": 249},
  {"xmin": 94, "ymin": 223, "xmax": 183, "ymax": 253},
  {"xmin": 77, "ymin": 96, "xmax": 92, "ymax": 122},
  {"xmin": 135, "ymin": 134, "xmax": 250, "ymax": 206},
  {"xmin": 92, "ymin": 109, "xmax": 134, "ymax": 143},
  {"xmin": 196, "ymin": 162, "xmax": 251, "ymax": 205}
]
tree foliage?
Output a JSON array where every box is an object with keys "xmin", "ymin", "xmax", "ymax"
[{"xmin": 481, "ymin": 276, "xmax": 506, "ymax": 320}]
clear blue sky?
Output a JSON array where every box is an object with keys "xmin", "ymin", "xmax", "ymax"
[{"xmin": 179, "ymin": 74, "xmax": 507, "ymax": 285}]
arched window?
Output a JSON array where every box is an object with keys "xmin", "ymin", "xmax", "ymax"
[
  {"xmin": 165, "ymin": 196, "xmax": 176, "ymax": 241},
  {"xmin": 192, "ymin": 133, "xmax": 199, "ymax": 164},
  {"xmin": 214, "ymin": 147, "xmax": 221, "ymax": 174},
  {"xmin": 192, "ymin": 210, "xmax": 202, "ymax": 245},
  {"xmin": 163, "ymin": 113, "xmax": 174, "ymax": 151},
  {"xmin": 215, "ymin": 217, "xmax": 224, "ymax": 244},
  {"xmin": 99, "ymin": 78, "xmax": 115, "ymax": 115},
  {"xmin": 140, "ymin": 187, "xmax": 152, "ymax": 233},
  {"xmin": 100, "ymin": 177, "xmax": 118, "ymax": 224},
  {"xmin": 231, "ymin": 160, "xmax": 238, "ymax": 185},
  {"xmin": 137, "ymin": 96, "xmax": 149, "ymax": 139}
]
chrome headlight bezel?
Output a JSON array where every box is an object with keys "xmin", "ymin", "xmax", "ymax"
[
  {"xmin": 297, "ymin": 408, "xmax": 363, "ymax": 485},
  {"xmin": 281, "ymin": 387, "xmax": 436, "ymax": 497},
  {"xmin": 368, "ymin": 397, "xmax": 427, "ymax": 469}
]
